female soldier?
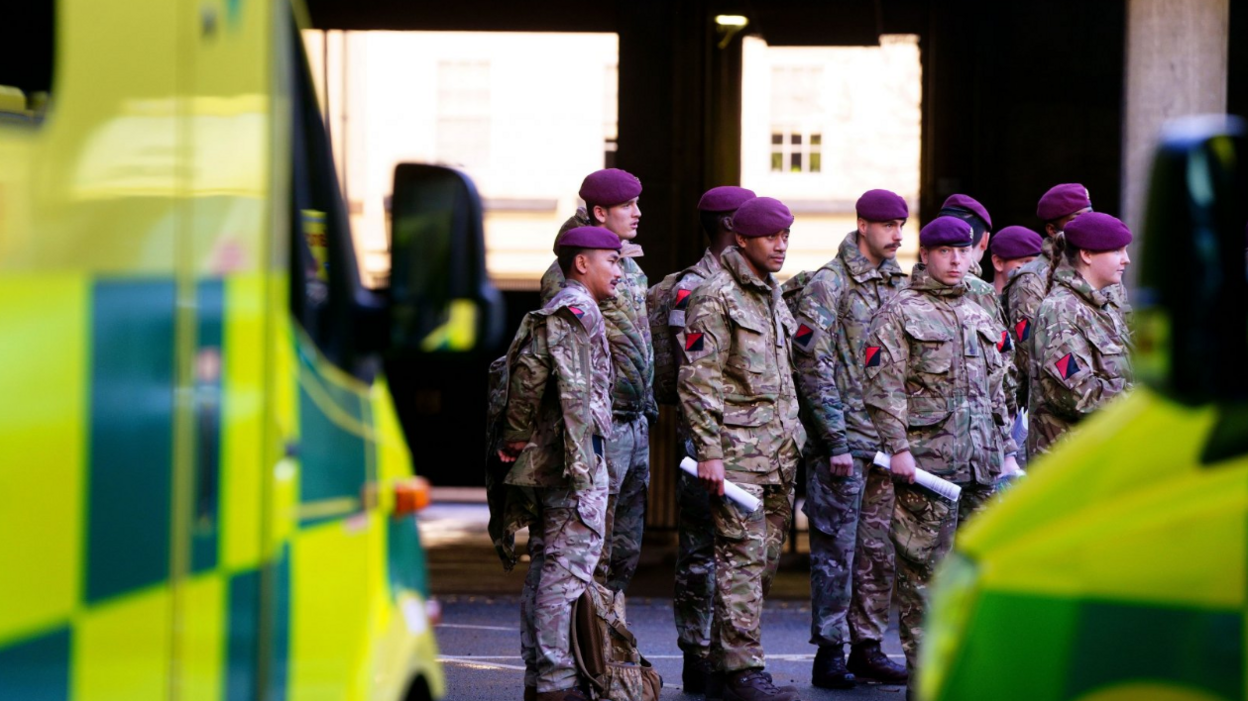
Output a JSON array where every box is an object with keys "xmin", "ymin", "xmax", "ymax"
[{"xmin": 1028, "ymin": 212, "xmax": 1134, "ymax": 455}]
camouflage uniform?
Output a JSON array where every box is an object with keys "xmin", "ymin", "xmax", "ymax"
[
  {"xmin": 863, "ymin": 264, "xmax": 1015, "ymax": 688},
  {"xmin": 542, "ymin": 249, "xmax": 655, "ymax": 591},
  {"xmin": 493, "ymin": 280, "xmax": 614, "ymax": 693},
  {"xmin": 677, "ymin": 246, "xmax": 806, "ymax": 673},
  {"xmin": 1027, "ymin": 262, "xmax": 1133, "ymax": 455},
  {"xmin": 648, "ymin": 248, "xmax": 723, "ymax": 660},
  {"xmin": 966, "ymin": 260, "xmax": 1019, "ymax": 426},
  {"xmin": 785, "ymin": 231, "xmax": 906, "ymax": 650}
]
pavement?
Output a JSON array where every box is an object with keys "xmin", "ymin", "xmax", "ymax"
[{"xmin": 420, "ymin": 502, "xmax": 909, "ymax": 701}]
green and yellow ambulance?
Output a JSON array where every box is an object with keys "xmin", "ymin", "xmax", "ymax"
[
  {"xmin": 921, "ymin": 117, "xmax": 1248, "ymax": 701},
  {"xmin": 0, "ymin": 1, "xmax": 499, "ymax": 699}
]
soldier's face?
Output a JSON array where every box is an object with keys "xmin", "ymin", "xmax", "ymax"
[
  {"xmin": 736, "ymin": 230, "xmax": 790, "ymax": 275},
  {"xmin": 857, "ymin": 218, "xmax": 906, "ymax": 262},
  {"xmin": 596, "ymin": 199, "xmax": 641, "ymax": 241},
  {"xmin": 577, "ymin": 249, "xmax": 623, "ymax": 302},
  {"xmin": 1045, "ymin": 207, "xmax": 1092, "ymax": 237},
  {"xmin": 1081, "ymin": 246, "xmax": 1131, "ymax": 289},
  {"xmin": 921, "ymin": 245, "xmax": 972, "ymax": 285},
  {"xmin": 999, "ymin": 254, "xmax": 1038, "ymax": 278}
]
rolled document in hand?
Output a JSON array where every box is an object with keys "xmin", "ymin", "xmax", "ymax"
[
  {"xmin": 873, "ymin": 451, "xmax": 962, "ymax": 502},
  {"xmin": 679, "ymin": 457, "xmax": 762, "ymax": 512}
]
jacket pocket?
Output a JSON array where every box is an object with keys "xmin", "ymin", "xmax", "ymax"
[
  {"xmin": 905, "ymin": 318, "xmax": 953, "ymax": 375},
  {"xmin": 724, "ymin": 402, "xmax": 775, "ymax": 427},
  {"xmin": 906, "ymin": 394, "xmax": 951, "ymax": 428}
]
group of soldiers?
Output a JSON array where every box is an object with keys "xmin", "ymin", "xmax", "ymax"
[{"xmin": 488, "ymin": 167, "xmax": 1135, "ymax": 701}]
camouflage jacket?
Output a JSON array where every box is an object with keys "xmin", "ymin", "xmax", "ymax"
[
  {"xmin": 676, "ymin": 247, "xmax": 806, "ymax": 484},
  {"xmin": 1002, "ymin": 238, "xmax": 1131, "ymax": 411},
  {"xmin": 541, "ymin": 253, "xmax": 655, "ymax": 421},
  {"xmin": 966, "ymin": 259, "xmax": 1018, "ymax": 420},
  {"xmin": 1027, "ymin": 263, "xmax": 1134, "ymax": 455},
  {"xmin": 486, "ymin": 280, "xmax": 612, "ymax": 568},
  {"xmin": 863, "ymin": 265, "xmax": 1016, "ymax": 485},
  {"xmin": 786, "ymin": 231, "xmax": 907, "ymax": 459},
  {"xmin": 648, "ymin": 247, "xmax": 722, "ymax": 407}
]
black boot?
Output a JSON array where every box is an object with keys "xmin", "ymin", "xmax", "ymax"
[
  {"xmin": 683, "ymin": 652, "xmax": 712, "ymax": 694},
  {"xmin": 847, "ymin": 640, "xmax": 908, "ymax": 683},
  {"xmin": 706, "ymin": 671, "xmax": 723, "ymax": 700},
  {"xmin": 811, "ymin": 645, "xmax": 856, "ymax": 689},
  {"xmin": 723, "ymin": 668, "xmax": 800, "ymax": 701}
]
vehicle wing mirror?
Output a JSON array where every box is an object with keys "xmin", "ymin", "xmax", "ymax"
[{"xmin": 388, "ymin": 163, "xmax": 504, "ymax": 354}]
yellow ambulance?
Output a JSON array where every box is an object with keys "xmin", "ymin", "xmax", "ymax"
[{"xmin": 0, "ymin": 0, "xmax": 499, "ymax": 699}]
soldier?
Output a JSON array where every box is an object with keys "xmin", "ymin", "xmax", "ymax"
[
  {"xmin": 648, "ymin": 185, "xmax": 756, "ymax": 693},
  {"xmin": 988, "ymin": 226, "xmax": 1044, "ymax": 296},
  {"xmin": 678, "ymin": 197, "xmax": 806, "ymax": 701},
  {"xmin": 541, "ymin": 168, "xmax": 654, "ymax": 593},
  {"xmin": 1028, "ymin": 212, "xmax": 1134, "ymax": 455},
  {"xmin": 787, "ymin": 189, "xmax": 909, "ymax": 688},
  {"xmin": 496, "ymin": 227, "xmax": 622, "ymax": 701},
  {"xmin": 1002, "ymin": 183, "xmax": 1094, "ymax": 413},
  {"xmin": 863, "ymin": 217, "xmax": 1019, "ymax": 698}
]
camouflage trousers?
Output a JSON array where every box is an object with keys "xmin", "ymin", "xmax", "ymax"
[
  {"xmin": 848, "ymin": 462, "xmax": 897, "ymax": 645},
  {"xmin": 597, "ymin": 415, "xmax": 650, "ymax": 591},
  {"xmin": 804, "ymin": 455, "xmax": 865, "ymax": 647},
  {"xmin": 673, "ymin": 467, "xmax": 715, "ymax": 657},
  {"xmin": 711, "ymin": 477, "xmax": 794, "ymax": 673},
  {"xmin": 520, "ymin": 480, "xmax": 609, "ymax": 692},
  {"xmin": 892, "ymin": 480, "xmax": 994, "ymax": 693}
]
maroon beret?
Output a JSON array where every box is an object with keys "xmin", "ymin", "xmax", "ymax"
[
  {"xmin": 919, "ymin": 216, "xmax": 974, "ymax": 248},
  {"xmin": 856, "ymin": 189, "xmax": 909, "ymax": 222},
  {"xmin": 940, "ymin": 194, "xmax": 992, "ymax": 231},
  {"xmin": 557, "ymin": 226, "xmax": 622, "ymax": 251},
  {"xmin": 1036, "ymin": 183, "xmax": 1092, "ymax": 222},
  {"xmin": 991, "ymin": 226, "xmax": 1044, "ymax": 260},
  {"xmin": 1062, "ymin": 212, "xmax": 1132, "ymax": 252},
  {"xmin": 732, "ymin": 197, "xmax": 794, "ymax": 237},
  {"xmin": 579, "ymin": 168, "xmax": 642, "ymax": 208},
  {"xmin": 698, "ymin": 186, "xmax": 756, "ymax": 212}
]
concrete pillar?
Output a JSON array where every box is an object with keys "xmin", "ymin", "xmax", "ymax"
[{"xmin": 1122, "ymin": 0, "xmax": 1229, "ymax": 273}]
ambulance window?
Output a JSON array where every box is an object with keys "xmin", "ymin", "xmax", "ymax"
[
  {"xmin": 0, "ymin": 1, "xmax": 53, "ymax": 123},
  {"xmin": 289, "ymin": 26, "xmax": 369, "ymax": 374}
]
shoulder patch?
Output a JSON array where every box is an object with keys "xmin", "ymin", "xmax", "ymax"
[
  {"xmin": 1055, "ymin": 352, "xmax": 1081, "ymax": 380},
  {"xmin": 674, "ymin": 288, "xmax": 693, "ymax": 310},
  {"xmin": 684, "ymin": 332, "xmax": 705, "ymax": 352},
  {"xmin": 997, "ymin": 330, "xmax": 1012, "ymax": 353},
  {"xmin": 568, "ymin": 305, "xmax": 585, "ymax": 318},
  {"xmin": 1014, "ymin": 317, "xmax": 1031, "ymax": 342},
  {"xmin": 794, "ymin": 323, "xmax": 815, "ymax": 349},
  {"xmin": 865, "ymin": 345, "xmax": 882, "ymax": 368}
]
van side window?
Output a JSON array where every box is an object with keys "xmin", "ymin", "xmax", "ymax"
[
  {"xmin": 289, "ymin": 27, "xmax": 375, "ymax": 377},
  {"xmin": 0, "ymin": 2, "xmax": 53, "ymax": 123}
]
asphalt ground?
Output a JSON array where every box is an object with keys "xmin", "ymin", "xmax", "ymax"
[{"xmin": 421, "ymin": 502, "xmax": 908, "ymax": 701}]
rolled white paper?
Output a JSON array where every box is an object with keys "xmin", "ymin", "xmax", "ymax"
[
  {"xmin": 679, "ymin": 457, "xmax": 763, "ymax": 512},
  {"xmin": 873, "ymin": 451, "xmax": 962, "ymax": 502}
]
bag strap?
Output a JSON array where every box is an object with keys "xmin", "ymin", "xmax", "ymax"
[{"xmin": 571, "ymin": 590, "xmax": 608, "ymax": 693}]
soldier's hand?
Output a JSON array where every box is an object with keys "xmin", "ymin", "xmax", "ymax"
[
  {"xmin": 1001, "ymin": 454, "xmax": 1021, "ymax": 477},
  {"xmin": 497, "ymin": 441, "xmax": 528, "ymax": 463},
  {"xmin": 698, "ymin": 459, "xmax": 726, "ymax": 496},
  {"xmin": 828, "ymin": 452, "xmax": 854, "ymax": 477},
  {"xmin": 891, "ymin": 450, "xmax": 917, "ymax": 484}
]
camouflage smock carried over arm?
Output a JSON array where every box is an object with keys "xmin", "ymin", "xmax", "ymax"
[
  {"xmin": 542, "ymin": 252, "xmax": 655, "ymax": 420},
  {"xmin": 1027, "ymin": 263, "xmax": 1134, "ymax": 454},
  {"xmin": 786, "ymin": 231, "xmax": 907, "ymax": 460},
  {"xmin": 676, "ymin": 247, "xmax": 806, "ymax": 485},
  {"xmin": 648, "ymin": 248, "xmax": 721, "ymax": 407},
  {"xmin": 863, "ymin": 266, "xmax": 1015, "ymax": 485}
]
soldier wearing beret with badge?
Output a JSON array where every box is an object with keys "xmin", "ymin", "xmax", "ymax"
[
  {"xmin": 1029, "ymin": 212, "xmax": 1135, "ymax": 455},
  {"xmin": 862, "ymin": 216, "xmax": 1019, "ymax": 698},
  {"xmin": 647, "ymin": 185, "xmax": 757, "ymax": 693},
  {"xmin": 542, "ymin": 168, "xmax": 655, "ymax": 594},
  {"xmin": 678, "ymin": 196, "xmax": 805, "ymax": 701},
  {"xmin": 786, "ymin": 189, "xmax": 909, "ymax": 688},
  {"xmin": 496, "ymin": 227, "xmax": 621, "ymax": 701}
]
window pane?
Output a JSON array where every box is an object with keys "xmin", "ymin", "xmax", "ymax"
[
  {"xmin": 790, "ymin": 153, "xmax": 802, "ymax": 172},
  {"xmin": 771, "ymin": 132, "xmax": 783, "ymax": 145},
  {"xmin": 771, "ymin": 152, "xmax": 784, "ymax": 171},
  {"xmin": 790, "ymin": 133, "xmax": 802, "ymax": 145},
  {"xmin": 810, "ymin": 152, "xmax": 821, "ymax": 173},
  {"xmin": 811, "ymin": 133, "xmax": 822, "ymax": 145}
]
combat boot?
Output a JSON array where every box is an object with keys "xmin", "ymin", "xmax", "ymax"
[
  {"xmin": 847, "ymin": 640, "xmax": 908, "ymax": 683},
  {"xmin": 706, "ymin": 671, "xmax": 724, "ymax": 700},
  {"xmin": 524, "ymin": 684, "xmax": 536, "ymax": 701},
  {"xmin": 682, "ymin": 652, "xmax": 712, "ymax": 694},
  {"xmin": 811, "ymin": 645, "xmax": 856, "ymax": 689},
  {"xmin": 723, "ymin": 668, "xmax": 801, "ymax": 701},
  {"xmin": 534, "ymin": 688, "xmax": 589, "ymax": 701}
]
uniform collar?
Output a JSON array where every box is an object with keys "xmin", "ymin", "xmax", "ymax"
[
  {"xmin": 838, "ymin": 230, "xmax": 906, "ymax": 284},
  {"xmin": 1052, "ymin": 261, "xmax": 1110, "ymax": 307},
  {"xmin": 909, "ymin": 263, "xmax": 967, "ymax": 298}
]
